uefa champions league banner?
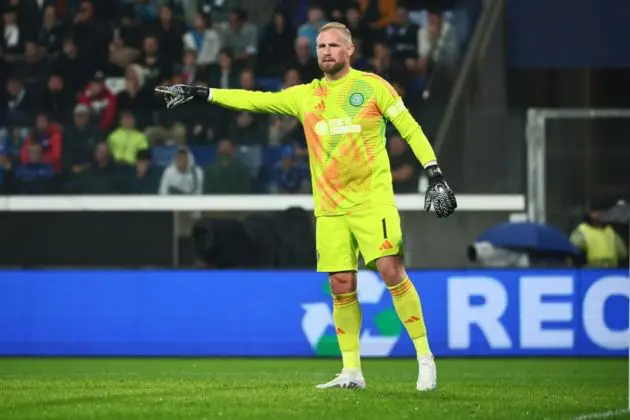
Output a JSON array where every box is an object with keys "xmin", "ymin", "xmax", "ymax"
[{"xmin": 0, "ymin": 269, "xmax": 627, "ymax": 357}]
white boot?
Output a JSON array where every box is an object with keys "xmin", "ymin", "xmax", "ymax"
[
  {"xmin": 315, "ymin": 368, "xmax": 366, "ymax": 389},
  {"xmin": 416, "ymin": 354, "xmax": 437, "ymax": 391}
]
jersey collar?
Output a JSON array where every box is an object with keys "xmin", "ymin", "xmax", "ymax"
[{"xmin": 323, "ymin": 67, "xmax": 356, "ymax": 86}]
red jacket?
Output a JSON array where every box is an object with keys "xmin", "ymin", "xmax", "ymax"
[
  {"xmin": 78, "ymin": 85, "xmax": 117, "ymax": 131},
  {"xmin": 21, "ymin": 124, "xmax": 63, "ymax": 172}
]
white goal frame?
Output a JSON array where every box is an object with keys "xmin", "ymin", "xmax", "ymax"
[
  {"xmin": 525, "ymin": 108, "xmax": 630, "ymax": 224},
  {"xmin": 526, "ymin": 108, "xmax": 630, "ymax": 412}
]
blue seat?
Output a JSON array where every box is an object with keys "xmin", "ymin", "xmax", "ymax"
[
  {"xmin": 190, "ymin": 145, "xmax": 216, "ymax": 167},
  {"xmin": 236, "ymin": 145, "xmax": 263, "ymax": 176},
  {"xmin": 151, "ymin": 146, "xmax": 177, "ymax": 167},
  {"xmin": 263, "ymin": 146, "xmax": 283, "ymax": 171},
  {"xmin": 256, "ymin": 77, "xmax": 282, "ymax": 92}
]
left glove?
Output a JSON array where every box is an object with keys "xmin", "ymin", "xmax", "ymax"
[
  {"xmin": 423, "ymin": 164, "xmax": 457, "ymax": 218},
  {"xmin": 155, "ymin": 84, "xmax": 209, "ymax": 109}
]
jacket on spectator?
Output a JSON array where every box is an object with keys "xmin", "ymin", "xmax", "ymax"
[
  {"xmin": 107, "ymin": 128, "xmax": 149, "ymax": 165},
  {"xmin": 183, "ymin": 29, "xmax": 221, "ymax": 65},
  {"xmin": 158, "ymin": 150, "xmax": 203, "ymax": 195},
  {"xmin": 20, "ymin": 124, "xmax": 63, "ymax": 173},
  {"xmin": 78, "ymin": 86, "xmax": 118, "ymax": 131}
]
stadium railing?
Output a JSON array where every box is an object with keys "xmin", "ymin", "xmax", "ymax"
[{"xmin": 0, "ymin": 193, "xmax": 525, "ymax": 268}]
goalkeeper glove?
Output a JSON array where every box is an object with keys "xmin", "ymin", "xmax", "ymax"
[
  {"xmin": 423, "ymin": 164, "xmax": 457, "ymax": 218},
  {"xmin": 155, "ymin": 84, "xmax": 210, "ymax": 109}
]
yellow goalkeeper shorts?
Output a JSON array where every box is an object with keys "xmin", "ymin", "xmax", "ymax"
[{"xmin": 315, "ymin": 205, "xmax": 404, "ymax": 272}]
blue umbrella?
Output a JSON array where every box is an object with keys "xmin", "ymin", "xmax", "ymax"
[{"xmin": 476, "ymin": 222, "xmax": 581, "ymax": 256}]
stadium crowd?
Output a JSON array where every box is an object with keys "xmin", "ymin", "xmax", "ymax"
[{"xmin": 0, "ymin": 0, "xmax": 465, "ymax": 196}]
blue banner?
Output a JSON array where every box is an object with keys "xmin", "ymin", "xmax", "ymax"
[{"xmin": 0, "ymin": 269, "xmax": 627, "ymax": 357}]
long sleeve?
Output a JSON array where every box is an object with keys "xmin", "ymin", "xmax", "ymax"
[
  {"xmin": 195, "ymin": 167, "xmax": 204, "ymax": 195},
  {"xmin": 158, "ymin": 167, "xmax": 171, "ymax": 195},
  {"xmin": 210, "ymin": 84, "xmax": 305, "ymax": 119},
  {"xmin": 374, "ymin": 76, "xmax": 437, "ymax": 167}
]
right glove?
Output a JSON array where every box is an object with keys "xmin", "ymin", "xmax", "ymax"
[{"xmin": 155, "ymin": 84, "xmax": 209, "ymax": 109}]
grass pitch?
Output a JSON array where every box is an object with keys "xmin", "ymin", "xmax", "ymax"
[{"xmin": 0, "ymin": 358, "xmax": 626, "ymax": 419}]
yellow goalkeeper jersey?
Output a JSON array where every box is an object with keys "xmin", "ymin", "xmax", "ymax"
[{"xmin": 210, "ymin": 68, "xmax": 437, "ymax": 217}]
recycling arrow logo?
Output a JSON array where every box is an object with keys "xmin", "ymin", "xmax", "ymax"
[{"xmin": 301, "ymin": 271, "xmax": 401, "ymax": 357}]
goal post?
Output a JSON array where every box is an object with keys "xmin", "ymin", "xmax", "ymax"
[
  {"xmin": 526, "ymin": 108, "xmax": 630, "ymax": 228},
  {"xmin": 527, "ymin": 108, "xmax": 630, "ymax": 413}
]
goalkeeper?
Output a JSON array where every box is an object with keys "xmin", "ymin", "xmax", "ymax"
[{"xmin": 156, "ymin": 22, "xmax": 457, "ymax": 392}]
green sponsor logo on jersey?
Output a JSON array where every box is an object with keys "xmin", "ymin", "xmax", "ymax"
[{"xmin": 349, "ymin": 92, "xmax": 364, "ymax": 107}]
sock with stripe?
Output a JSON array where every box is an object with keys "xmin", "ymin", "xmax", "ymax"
[
  {"xmin": 388, "ymin": 276, "xmax": 431, "ymax": 356},
  {"xmin": 332, "ymin": 291, "xmax": 362, "ymax": 370}
]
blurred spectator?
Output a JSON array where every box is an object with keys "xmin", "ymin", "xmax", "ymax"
[
  {"xmin": 203, "ymin": 139, "xmax": 251, "ymax": 194},
  {"xmin": 268, "ymin": 69, "xmax": 304, "ymax": 146},
  {"xmin": 38, "ymin": 5, "xmax": 65, "ymax": 54},
  {"xmin": 207, "ymin": 48, "xmax": 240, "ymax": 89},
  {"xmin": 218, "ymin": 8, "xmax": 258, "ymax": 67},
  {"xmin": 358, "ymin": 0, "xmax": 397, "ymax": 29},
  {"xmin": 40, "ymin": 74, "xmax": 74, "ymax": 124},
  {"xmin": 0, "ymin": 125, "xmax": 28, "ymax": 159},
  {"xmin": 159, "ymin": 146, "xmax": 203, "ymax": 195},
  {"xmin": 49, "ymin": 37, "xmax": 92, "ymax": 95},
  {"xmin": 116, "ymin": 64, "xmax": 154, "ymax": 128},
  {"xmin": 417, "ymin": 10, "xmax": 459, "ymax": 72},
  {"xmin": 350, "ymin": 39, "xmax": 371, "ymax": 71},
  {"xmin": 78, "ymin": 71, "xmax": 118, "ymax": 132},
  {"xmin": 10, "ymin": 41, "xmax": 49, "ymax": 90},
  {"xmin": 178, "ymin": 50, "xmax": 208, "ymax": 84},
  {"xmin": 107, "ymin": 7, "xmax": 143, "ymax": 73},
  {"xmin": 317, "ymin": 0, "xmax": 352, "ymax": 21},
  {"xmin": 20, "ymin": 113, "xmax": 63, "ymax": 173},
  {"xmin": 124, "ymin": 149, "xmax": 161, "ymax": 194},
  {"xmin": 386, "ymin": 6, "xmax": 419, "ymax": 62},
  {"xmin": 268, "ymin": 145, "xmax": 309, "ymax": 194},
  {"xmin": 14, "ymin": 142, "xmax": 56, "ymax": 194},
  {"xmin": 288, "ymin": 37, "xmax": 320, "ymax": 83},
  {"xmin": 152, "ymin": 5, "xmax": 185, "ymax": 69},
  {"xmin": 297, "ymin": 4, "xmax": 328, "ymax": 57},
  {"xmin": 570, "ymin": 203, "xmax": 628, "ymax": 267},
  {"xmin": 71, "ymin": 142, "xmax": 124, "ymax": 194},
  {"xmin": 107, "ymin": 111, "xmax": 149, "ymax": 165},
  {"xmin": 229, "ymin": 69, "xmax": 265, "ymax": 144},
  {"xmin": 388, "ymin": 133, "xmax": 419, "ymax": 193},
  {"xmin": 0, "ymin": 144, "xmax": 15, "ymax": 194},
  {"xmin": 72, "ymin": 0, "xmax": 109, "ymax": 72},
  {"xmin": 5, "ymin": 77, "xmax": 35, "ymax": 126},
  {"xmin": 2, "ymin": 6, "xmax": 24, "ymax": 57},
  {"xmin": 136, "ymin": 35, "xmax": 172, "ymax": 85},
  {"xmin": 369, "ymin": 42, "xmax": 407, "ymax": 84},
  {"xmin": 257, "ymin": 8, "xmax": 296, "ymax": 77},
  {"xmin": 183, "ymin": 11, "xmax": 221, "ymax": 66},
  {"xmin": 345, "ymin": 5, "xmax": 380, "ymax": 58},
  {"xmin": 62, "ymin": 104, "xmax": 103, "ymax": 176},
  {"xmin": 131, "ymin": 0, "xmax": 159, "ymax": 22}
]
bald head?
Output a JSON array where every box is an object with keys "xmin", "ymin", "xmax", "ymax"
[
  {"xmin": 316, "ymin": 22, "xmax": 354, "ymax": 78},
  {"xmin": 317, "ymin": 22, "xmax": 353, "ymax": 46}
]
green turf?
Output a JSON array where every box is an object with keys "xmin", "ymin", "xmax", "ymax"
[{"xmin": 0, "ymin": 358, "xmax": 627, "ymax": 419}]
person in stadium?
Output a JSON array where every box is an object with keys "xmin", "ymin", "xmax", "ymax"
[{"xmin": 155, "ymin": 22, "xmax": 457, "ymax": 392}]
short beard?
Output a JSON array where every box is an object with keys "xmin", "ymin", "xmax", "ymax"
[{"xmin": 319, "ymin": 61, "xmax": 346, "ymax": 76}]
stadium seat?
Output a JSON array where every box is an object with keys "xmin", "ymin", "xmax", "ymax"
[
  {"xmin": 256, "ymin": 77, "xmax": 282, "ymax": 92},
  {"xmin": 236, "ymin": 145, "xmax": 263, "ymax": 176},
  {"xmin": 151, "ymin": 146, "xmax": 177, "ymax": 167},
  {"xmin": 262, "ymin": 146, "xmax": 283, "ymax": 172},
  {"xmin": 189, "ymin": 145, "xmax": 216, "ymax": 167}
]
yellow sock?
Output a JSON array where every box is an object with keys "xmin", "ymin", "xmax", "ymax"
[
  {"xmin": 332, "ymin": 291, "xmax": 362, "ymax": 370},
  {"xmin": 388, "ymin": 276, "xmax": 432, "ymax": 356}
]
